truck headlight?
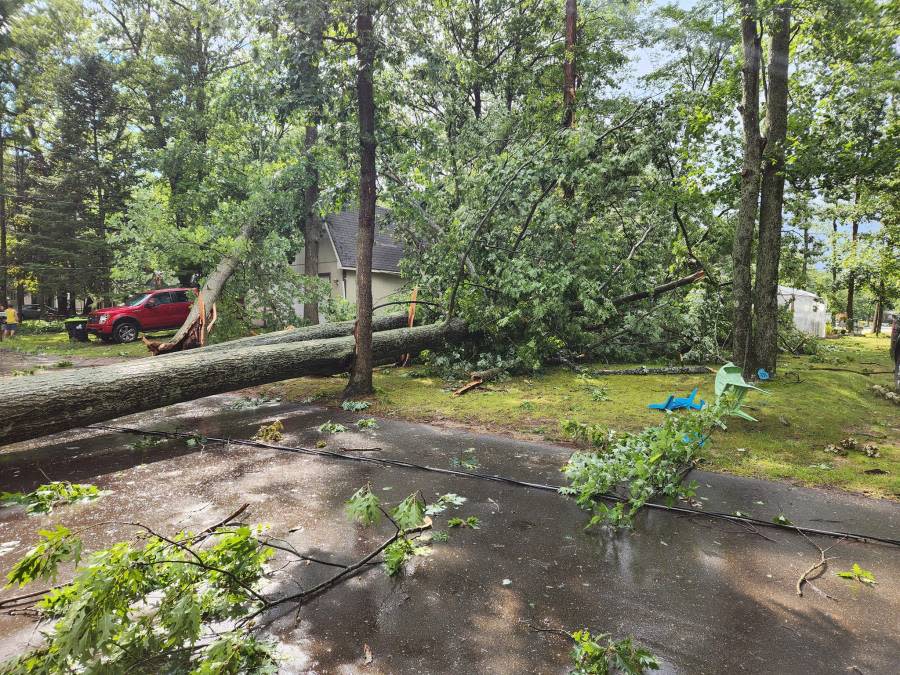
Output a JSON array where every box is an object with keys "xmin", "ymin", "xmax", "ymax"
[{"xmin": 98, "ymin": 314, "xmax": 109, "ymax": 324}]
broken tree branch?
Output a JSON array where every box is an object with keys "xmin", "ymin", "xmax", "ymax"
[
  {"xmin": 611, "ymin": 269, "xmax": 705, "ymax": 306},
  {"xmin": 796, "ymin": 529, "xmax": 845, "ymax": 598},
  {"xmin": 245, "ymin": 520, "xmax": 432, "ymax": 626}
]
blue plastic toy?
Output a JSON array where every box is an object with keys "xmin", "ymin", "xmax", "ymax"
[
  {"xmin": 648, "ymin": 387, "xmax": 706, "ymax": 412},
  {"xmin": 756, "ymin": 368, "xmax": 770, "ymax": 381}
]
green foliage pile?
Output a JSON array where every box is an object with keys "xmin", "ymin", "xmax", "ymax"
[
  {"xmin": 18, "ymin": 321, "xmax": 66, "ymax": 335},
  {"xmin": 570, "ymin": 629, "xmax": 659, "ymax": 675},
  {"xmin": 2, "ymin": 524, "xmax": 278, "ymax": 673},
  {"xmin": 1, "ymin": 482, "xmax": 100, "ymax": 515},
  {"xmin": 561, "ymin": 400, "xmax": 736, "ymax": 528},
  {"xmin": 318, "ymin": 421, "xmax": 348, "ymax": 434},
  {"xmin": 253, "ymin": 420, "xmax": 284, "ymax": 442}
]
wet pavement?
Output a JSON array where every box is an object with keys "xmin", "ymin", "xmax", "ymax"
[{"xmin": 1, "ymin": 395, "xmax": 898, "ymax": 674}]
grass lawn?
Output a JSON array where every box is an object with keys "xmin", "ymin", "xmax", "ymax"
[
  {"xmin": 267, "ymin": 334, "xmax": 899, "ymax": 500},
  {"xmin": 0, "ymin": 329, "xmax": 174, "ymax": 358}
]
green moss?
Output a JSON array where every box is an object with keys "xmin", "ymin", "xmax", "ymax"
[{"xmin": 272, "ymin": 334, "xmax": 899, "ymax": 500}]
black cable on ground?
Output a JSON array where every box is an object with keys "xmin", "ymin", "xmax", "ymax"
[{"xmin": 86, "ymin": 423, "xmax": 900, "ymax": 548}]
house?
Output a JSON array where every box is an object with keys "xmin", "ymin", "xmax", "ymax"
[
  {"xmin": 290, "ymin": 207, "xmax": 407, "ymax": 318},
  {"xmin": 777, "ymin": 285, "xmax": 827, "ymax": 337}
]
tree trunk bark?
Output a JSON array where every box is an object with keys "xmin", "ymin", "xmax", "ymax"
[
  {"xmin": 346, "ymin": 4, "xmax": 378, "ymax": 397},
  {"xmin": 846, "ymin": 218, "xmax": 859, "ymax": 333},
  {"xmin": 562, "ymin": 0, "xmax": 577, "ymax": 203},
  {"xmin": 155, "ymin": 220, "xmax": 255, "ymax": 352},
  {"xmin": 302, "ymin": 123, "xmax": 322, "ymax": 324},
  {"xmin": 563, "ymin": 0, "xmax": 577, "ymax": 129},
  {"xmin": 732, "ymin": 0, "xmax": 762, "ymax": 376},
  {"xmin": 752, "ymin": 1, "xmax": 790, "ymax": 376},
  {"xmin": 184, "ymin": 313, "xmax": 407, "ymax": 355},
  {"xmin": 891, "ymin": 317, "xmax": 899, "ymax": 390},
  {"xmin": 0, "ymin": 130, "xmax": 6, "ymax": 304},
  {"xmin": 0, "ymin": 320, "xmax": 467, "ymax": 447},
  {"xmin": 873, "ymin": 279, "xmax": 885, "ymax": 335}
]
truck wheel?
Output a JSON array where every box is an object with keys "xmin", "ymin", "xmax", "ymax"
[{"xmin": 113, "ymin": 321, "xmax": 139, "ymax": 344}]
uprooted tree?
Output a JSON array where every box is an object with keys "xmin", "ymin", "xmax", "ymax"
[{"xmin": 0, "ymin": 268, "xmax": 707, "ymax": 448}]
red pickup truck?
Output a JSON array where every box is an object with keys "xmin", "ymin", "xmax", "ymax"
[{"xmin": 87, "ymin": 288, "xmax": 195, "ymax": 343}]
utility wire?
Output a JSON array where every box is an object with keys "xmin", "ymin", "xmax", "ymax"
[{"xmin": 86, "ymin": 423, "xmax": 900, "ymax": 548}]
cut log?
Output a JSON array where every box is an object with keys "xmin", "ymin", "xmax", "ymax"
[{"xmin": 0, "ymin": 320, "xmax": 467, "ymax": 447}]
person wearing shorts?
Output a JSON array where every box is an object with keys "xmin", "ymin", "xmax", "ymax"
[{"xmin": 2, "ymin": 303, "xmax": 18, "ymax": 338}]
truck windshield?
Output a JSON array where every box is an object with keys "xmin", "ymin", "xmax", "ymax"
[{"xmin": 122, "ymin": 293, "xmax": 150, "ymax": 307}]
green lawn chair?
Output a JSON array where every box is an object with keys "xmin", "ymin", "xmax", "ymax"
[{"xmin": 714, "ymin": 362, "xmax": 767, "ymax": 422}]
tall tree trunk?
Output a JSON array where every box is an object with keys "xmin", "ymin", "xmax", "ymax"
[
  {"xmin": 346, "ymin": 3, "xmax": 378, "ymax": 397},
  {"xmin": 0, "ymin": 130, "xmax": 6, "ymax": 303},
  {"xmin": 891, "ymin": 317, "xmax": 899, "ymax": 390},
  {"xmin": 93, "ymin": 125, "xmax": 110, "ymax": 305},
  {"xmin": 752, "ymin": 1, "xmax": 790, "ymax": 376},
  {"xmin": 561, "ymin": 0, "xmax": 577, "ymax": 203},
  {"xmin": 472, "ymin": 0, "xmax": 482, "ymax": 119},
  {"xmin": 732, "ymin": 0, "xmax": 762, "ymax": 375},
  {"xmin": 801, "ymin": 224, "xmax": 809, "ymax": 285},
  {"xmin": 302, "ymin": 123, "xmax": 323, "ymax": 324},
  {"xmin": 563, "ymin": 0, "xmax": 577, "ymax": 129},
  {"xmin": 830, "ymin": 217, "xmax": 839, "ymax": 323},
  {"xmin": 846, "ymin": 217, "xmax": 860, "ymax": 333}
]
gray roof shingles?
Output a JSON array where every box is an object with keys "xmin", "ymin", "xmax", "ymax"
[{"xmin": 325, "ymin": 207, "xmax": 404, "ymax": 274}]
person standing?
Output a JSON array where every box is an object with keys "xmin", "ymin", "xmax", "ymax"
[{"xmin": 2, "ymin": 302, "xmax": 18, "ymax": 339}]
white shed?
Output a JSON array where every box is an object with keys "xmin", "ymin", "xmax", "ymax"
[{"xmin": 778, "ymin": 285, "xmax": 827, "ymax": 337}]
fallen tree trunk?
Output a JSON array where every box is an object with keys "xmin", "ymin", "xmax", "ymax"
[
  {"xmin": 587, "ymin": 365, "xmax": 714, "ymax": 376},
  {"xmin": 175, "ymin": 313, "xmax": 408, "ymax": 356},
  {"xmin": 0, "ymin": 320, "xmax": 467, "ymax": 447}
]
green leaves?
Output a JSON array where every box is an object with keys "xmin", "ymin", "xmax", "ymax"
[
  {"xmin": 341, "ymin": 400, "xmax": 371, "ymax": 411},
  {"xmin": 383, "ymin": 538, "xmax": 416, "ymax": 577},
  {"xmin": 318, "ymin": 421, "xmax": 348, "ymax": 434},
  {"xmin": 447, "ymin": 516, "xmax": 480, "ymax": 529},
  {"xmin": 1, "ymin": 482, "xmax": 100, "ymax": 515},
  {"xmin": 6, "ymin": 526, "xmax": 82, "ymax": 587},
  {"xmin": 391, "ymin": 493, "xmax": 426, "ymax": 530},
  {"xmin": 570, "ymin": 629, "xmax": 659, "ymax": 675},
  {"xmin": 3, "ymin": 520, "xmax": 277, "ymax": 672},
  {"xmin": 424, "ymin": 493, "xmax": 467, "ymax": 516},
  {"xmin": 356, "ymin": 417, "xmax": 379, "ymax": 430},
  {"xmin": 836, "ymin": 563, "xmax": 876, "ymax": 587},
  {"xmin": 345, "ymin": 485, "xmax": 382, "ymax": 526},
  {"xmin": 563, "ymin": 400, "xmax": 731, "ymax": 528},
  {"xmin": 253, "ymin": 420, "xmax": 284, "ymax": 442}
]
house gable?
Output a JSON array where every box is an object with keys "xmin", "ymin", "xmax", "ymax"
[{"xmin": 325, "ymin": 207, "xmax": 403, "ymax": 275}]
